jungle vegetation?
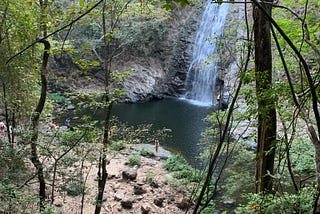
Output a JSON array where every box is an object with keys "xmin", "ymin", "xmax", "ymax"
[{"xmin": 0, "ymin": 0, "xmax": 319, "ymax": 213}]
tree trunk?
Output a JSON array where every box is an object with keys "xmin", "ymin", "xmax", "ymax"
[
  {"xmin": 30, "ymin": 39, "xmax": 50, "ymax": 211},
  {"xmin": 94, "ymin": 1, "xmax": 113, "ymax": 213},
  {"xmin": 253, "ymin": 0, "xmax": 277, "ymax": 193}
]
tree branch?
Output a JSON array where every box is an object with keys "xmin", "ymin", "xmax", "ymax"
[
  {"xmin": 251, "ymin": 0, "xmax": 320, "ymax": 144},
  {"xmin": 6, "ymin": 0, "xmax": 104, "ymax": 64}
]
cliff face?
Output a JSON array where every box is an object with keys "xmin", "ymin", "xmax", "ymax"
[
  {"xmin": 49, "ymin": 3, "xmax": 244, "ymax": 103},
  {"xmin": 220, "ymin": 3, "xmax": 246, "ymax": 99},
  {"xmin": 49, "ymin": 5, "xmax": 202, "ymax": 102}
]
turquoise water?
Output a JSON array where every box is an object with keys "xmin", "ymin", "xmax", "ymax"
[{"xmin": 59, "ymin": 97, "xmax": 211, "ymax": 166}]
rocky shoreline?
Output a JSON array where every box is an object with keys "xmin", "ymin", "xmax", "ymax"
[{"xmin": 53, "ymin": 144, "xmax": 193, "ymax": 213}]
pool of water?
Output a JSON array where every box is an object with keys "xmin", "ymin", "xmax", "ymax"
[{"xmin": 58, "ymin": 97, "xmax": 212, "ymax": 166}]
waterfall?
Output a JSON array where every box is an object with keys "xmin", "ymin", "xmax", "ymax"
[{"xmin": 183, "ymin": 1, "xmax": 229, "ymax": 106}]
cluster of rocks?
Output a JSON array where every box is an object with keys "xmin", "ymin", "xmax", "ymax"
[
  {"xmin": 53, "ymin": 147, "xmax": 193, "ymax": 213},
  {"xmin": 103, "ymin": 155, "xmax": 193, "ymax": 213}
]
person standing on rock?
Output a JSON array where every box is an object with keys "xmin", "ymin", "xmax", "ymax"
[{"xmin": 155, "ymin": 139, "xmax": 160, "ymax": 155}]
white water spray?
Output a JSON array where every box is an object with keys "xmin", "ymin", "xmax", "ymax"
[{"xmin": 183, "ymin": 1, "xmax": 229, "ymax": 106}]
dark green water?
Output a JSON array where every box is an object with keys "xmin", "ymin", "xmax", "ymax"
[{"xmin": 60, "ymin": 97, "xmax": 211, "ymax": 166}]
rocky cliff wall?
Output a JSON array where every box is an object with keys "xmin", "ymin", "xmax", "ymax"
[
  {"xmin": 118, "ymin": 4, "xmax": 202, "ymax": 102},
  {"xmin": 49, "ymin": 2, "xmax": 245, "ymax": 103},
  {"xmin": 219, "ymin": 2, "xmax": 246, "ymax": 101},
  {"xmin": 48, "ymin": 5, "xmax": 202, "ymax": 102}
]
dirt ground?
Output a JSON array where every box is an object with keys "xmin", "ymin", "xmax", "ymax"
[{"xmin": 52, "ymin": 145, "xmax": 192, "ymax": 214}]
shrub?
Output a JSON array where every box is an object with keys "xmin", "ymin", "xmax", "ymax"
[
  {"xmin": 128, "ymin": 155, "xmax": 141, "ymax": 166},
  {"xmin": 164, "ymin": 155, "xmax": 217, "ymax": 211},
  {"xmin": 110, "ymin": 140, "xmax": 126, "ymax": 151},
  {"xmin": 139, "ymin": 147, "xmax": 155, "ymax": 157},
  {"xmin": 0, "ymin": 183, "xmax": 38, "ymax": 213},
  {"xmin": 61, "ymin": 175, "xmax": 85, "ymax": 197},
  {"xmin": 47, "ymin": 92, "xmax": 66, "ymax": 104},
  {"xmin": 237, "ymin": 187, "xmax": 315, "ymax": 213},
  {"xmin": 145, "ymin": 170, "xmax": 156, "ymax": 183},
  {"xmin": 164, "ymin": 155, "xmax": 200, "ymax": 183}
]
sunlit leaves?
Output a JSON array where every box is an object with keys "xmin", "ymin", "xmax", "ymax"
[
  {"xmin": 79, "ymin": 0, "xmax": 85, "ymax": 7},
  {"xmin": 161, "ymin": 0, "xmax": 189, "ymax": 10},
  {"xmin": 73, "ymin": 58, "xmax": 100, "ymax": 69},
  {"xmin": 105, "ymin": 31, "xmax": 113, "ymax": 42},
  {"xmin": 0, "ymin": 1, "xmax": 41, "ymax": 121}
]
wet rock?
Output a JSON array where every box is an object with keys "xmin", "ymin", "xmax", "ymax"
[
  {"xmin": 133, "ymin": 185, "xmax": 146, "ymax": 195},
  {"xmin": 121, "ymin": 198, "xmax": 133, "ymax": 209},
  {"xmin": 122, "ymin": 167, "xmax": 138, "ymax": 181},
  {"xmin": 123, "ymin": 67, "xmax": 166, "ymax": 103},
  {"xmin": 154, "ymin": 197, "xmax": 164, "ymax": 207}
]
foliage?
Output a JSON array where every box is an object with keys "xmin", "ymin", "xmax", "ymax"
[
  {"xmin": 160, "ymin": 0, "xmax": 190, "ymax": 10},
  {"xmin": 128, "ymin": 154, "xmax": 141, "ymax": 166},
  {"xmin": 284, "ymin": 137, "xmax": 315, "ymax": 174},
  {"xmin": 0, "ymin": 1, "xmax": 40, "ymax": 124},
  {"xmin": 0, "ymin": 183, "xmax": 38, "ymax": 213},
  {"xmin": 116, "ymin": 17, "xmax": 168, "ymax": 56},
  {"xmin": 145, "ymin": 169, "xmax": 156, "ymax": 183},
  {"xmin": 47, "ymin": 91, "xmax": 67, "ymax": 104},
  {"xmin": 139, "ymin": 146, "xmax": 155, "ymax": 157},
  {"xmin": 164, "ymin": 154, "xmax": 201, "ymax": 184},
  {"xmin": 110, "ymin": 140, "xmax": 126, "ymax": 151},
  {"xmin": 0, "ymin": 146, "xmax": 30, "ymax": 184},
  {"xmin": 221, "ymin": 145, "xmax": 256, "ymax": 203},
  {"xmin": 237, "ymin": 187, "xmax": 315, "ymax": 213},
  {"xmin": 61, "ymin": 173, "xmax": 85, "ymax": 197},
  {"xmin": 165, "ymin": 155, "xmax": 218, "ymax": 211},
  {"xmin": 1, "ymin": 0, "xmax": 319, "ymax": 212}
]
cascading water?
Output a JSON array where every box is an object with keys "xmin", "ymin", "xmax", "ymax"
[{"xmin": 183, "ymin": 1, "xmax": 229, "ymax": 106}]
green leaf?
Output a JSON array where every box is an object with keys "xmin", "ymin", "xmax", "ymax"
[
  {"xmin": 91, "ymin": 61, "xmax": 100, "ymax": 67},
  {"xmin": 79, "ymin": 0, "xmax": 84, "ymax": 7},
  {"xmin": 26, "ymin": 1, "xmax": 33, "ymax": 7}
]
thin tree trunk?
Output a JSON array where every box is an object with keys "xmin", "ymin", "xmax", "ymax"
[
  {"xmin": 30, "ymin": 39, "xmax": 50, "ymax": 211},
  {"xmin": 94, "ymin": 1, "xmax": 112, "ymax": 213},
  {"xmin": 253, "ymin": 0, "xmax": 276, "ymax": 193}
]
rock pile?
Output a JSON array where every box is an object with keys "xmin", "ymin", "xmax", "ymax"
[{"xmin": 54, "ymin": 146, "xmax": 193, "ymax": 213}]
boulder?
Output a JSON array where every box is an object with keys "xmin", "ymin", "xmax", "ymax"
[
  {"xmin": 176, "ymin": 197, "xmax": 191, "ymax": 210},
  {"xmin": 114, "ymin": 191, "xmax": 125, "ymax": 201},
  {"xmin": 150, "ymin": 181, "xmax": 159, "ymax": 188},
  {"xmin": 141, "ymin": 204, "xmax": 151, "ymax": 214},
  {"xmin": 122, "ymin": 167, "xmax": 138, "ymax": 181},
  {"xmin": 121, "ymin": 198, "xmax": 133, "ymax": 209},
  {"xmin": 133, "ymin": 185, "xmax": 146, "ymax": 195},
  {"xmin": 154, "ymin": 197, "xmax": 164, "ymax": 207}
]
